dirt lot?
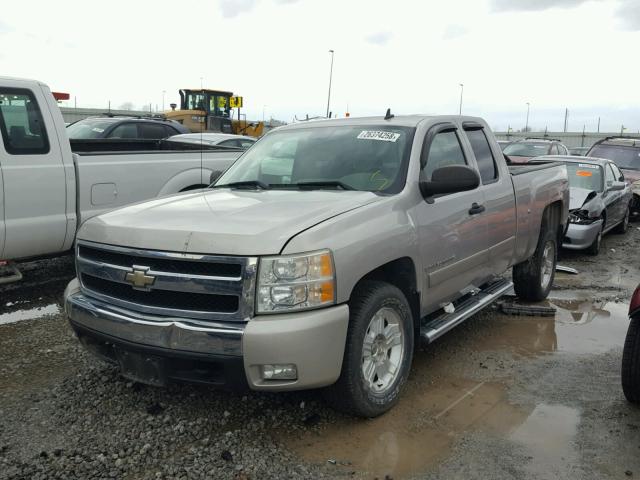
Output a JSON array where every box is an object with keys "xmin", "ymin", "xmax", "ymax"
[{"xmin": 1, "ymin": 226, "xmax": 640, "ymax": 480}]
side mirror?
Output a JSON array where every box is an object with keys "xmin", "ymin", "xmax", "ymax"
[
  {"xmin": 420, "ymin": 165, "xmax": 480, "ymax": 198},
  {"xmin": 609, "ymin": 181, "xmax": 626, "ymax": 192},
  {"xmin": 209, "ymin": 170, "xmax": 223, "ymax": 184}
]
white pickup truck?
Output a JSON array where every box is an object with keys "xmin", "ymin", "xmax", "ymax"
[{"xmin": 0, "ymin": 77, "xmax": 243, "ymax": 271}]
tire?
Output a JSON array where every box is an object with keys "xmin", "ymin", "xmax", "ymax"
[
  {"xmin": 613, "ymin": 206, "xmax": 630, "ymax": 234},
  {"xmin": 324, "ymin": 281, "xmax": 414, "ymax": 417},
  {"xmin": 622, "ymin": 315, "xmax": 640, "ymax": 403},
  {"xmin": 586, "ymin": 224, "xmax": 602, "ymax": 256},
  {"xmin": 513, "ymin": 223, "xmax": 557, "ymax": 302}
]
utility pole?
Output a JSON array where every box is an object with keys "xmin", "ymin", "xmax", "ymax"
[
  {"xmin": 162, "ymin": 90, "xmax": 166, "ymax": 111},
  {"xmin": 326, "ymin": 49, "xmax": 335, "ymax": 118},
  {"xmin": 525, "ymin": 102, "xmax": 530, "ymax": 132},
  {"xmin": 563, "ymin": 108, "xmax": 568, "ymax": 133},
  {"xmin": 458, "ymin": 83, "xmax": 464, "ymax": 115},
  {"xmin": 597, "ymin": 117, "xmax": 600, "ymax": 133}
]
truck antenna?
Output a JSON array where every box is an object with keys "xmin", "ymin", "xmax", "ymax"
[{"xmin": 384, "ymin": 108, "xmax": 394, "ymax": 120}]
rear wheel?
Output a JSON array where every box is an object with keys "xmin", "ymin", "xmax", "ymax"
[
  {"xmin": 613, "ymin": 206, "xmax": 630, "ymax": 234},
  {"xmin": 324, "ymin": 281, "xmax": 414, "ymax": 417},
  {"xmin": 622, "ymin": 315, "xmax": 640, "ymax": 403},
  {"xmin": 513, "ymin": 223, "xmax": 557, "ymax": 301}
]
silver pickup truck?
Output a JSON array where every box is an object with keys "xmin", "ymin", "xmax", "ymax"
[{"xmin": 64, "ymin": 115, "xmax": 569, "ymax": 417}]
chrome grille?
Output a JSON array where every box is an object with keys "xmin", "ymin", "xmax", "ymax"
[{"xmin": 76, "ymin": 241, "xmax": 257, "ymax": 322}]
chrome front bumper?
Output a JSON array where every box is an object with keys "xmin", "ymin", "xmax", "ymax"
[
  {"xmin": 65, "ymin": 278, "xmax": 350, "ymax": 391},
  {"xmin": 562, "ymin": 219, "xmax": 603, "ymax": 250},
  {"xmin": 65, "ymin": 279, "xmax": 244, "ymax": 357}
]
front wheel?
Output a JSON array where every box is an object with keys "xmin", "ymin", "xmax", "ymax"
[
  {"xmin": 586, "ymin": 225, "xmax": 603, "ymax": 256},
  {"xmin": 513, "ymin": 224, "xmax": 557, "ymax": 301},
  {"xmin": 324, "ymin": 281, "xmax": 414, "ymax": 417},
  {"xmin": 622, "ymin": 315, "xmax": 640, "ymax": 403}
]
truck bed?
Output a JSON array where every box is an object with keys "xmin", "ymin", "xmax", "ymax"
[{"xmin": 508, "ymin": 159, "xmax": 565, "ymax": 176}]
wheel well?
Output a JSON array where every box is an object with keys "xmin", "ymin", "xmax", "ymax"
[
  {"xmin": 543, "ymin": 201, "xmax": 563, "ymax": 243},
  {"xmin": 351, "ymin": 257, "xmax": 420, "ymax": 335},
  {"xmin": 179, "ymin": 184, "xmax": 208, "ymax": 192}
]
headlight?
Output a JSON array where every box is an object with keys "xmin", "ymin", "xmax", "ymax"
[
  {"xmin": 256, "ymin": 250, "xmax": 335, "ymax": 313},
  {"xmin": 569, "ymin": 209, "xmax": 597, "ymax": 224}
]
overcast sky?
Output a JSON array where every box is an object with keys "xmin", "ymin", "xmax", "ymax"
[{"xmin": 2, "ymin": 0, "xmax": 639, "ymax": 132}]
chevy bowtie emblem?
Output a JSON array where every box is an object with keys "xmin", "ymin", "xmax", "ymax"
[{"xmin": 125, "ymin": 266, "xmax": 155, "ymax": 290}]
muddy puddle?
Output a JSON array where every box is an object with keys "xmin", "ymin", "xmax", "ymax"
[
  {"xmin": 291, "ymin": 375, "xmax": 580, "ymax": 478},
  {"xmin": 290, "ymin": 294, "xmax": 625, "ymax": 478},
  {"xmin": 480, "ymin": 297, "xmax": 630, "ymax": 356}
]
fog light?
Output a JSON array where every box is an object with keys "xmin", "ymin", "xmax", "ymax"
[{"xmin": 261, "ymin": 364, "xmax": 298, "ymax": 380}]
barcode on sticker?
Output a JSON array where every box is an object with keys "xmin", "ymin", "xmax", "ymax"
[
  {"xmin": 357, "ymin": 131, "xmax": 401, "ymax": 142},
  {"xmin": 578, "ymin": 163, "xmax": 598, "ymax": 169}
]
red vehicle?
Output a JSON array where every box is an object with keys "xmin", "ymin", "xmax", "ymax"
[{"xmin": 621, "ymin": 284, "xmax": 640, "ymax": 402}]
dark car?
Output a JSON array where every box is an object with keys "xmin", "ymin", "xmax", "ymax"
[
  {"xmin": 503, "ymin": 138, "xmax": 569, "ymax": 163},
  {"xmin": 66, "ymin": 116, "xmax": 189, "ymax": 140},
  {"xmin": 587, "ymin": 137, "xmax": 640, "ymax": 219},
  {"xmin": 621, "ymin": 283, "xmax": 640, "ymax": 402}
]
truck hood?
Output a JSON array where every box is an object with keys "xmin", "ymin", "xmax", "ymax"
[
  {"xmin": 569, "ymin": 187, "xmax": 598, "ymax": 210},
  {"xmin": 78, "ymin": 189, "xmax": 384, "ymax": 255}
]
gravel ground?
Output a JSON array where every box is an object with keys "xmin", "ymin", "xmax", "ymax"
[{"xmin": 1, "ymin": 225, "xmax": 639, "ymax": 479}]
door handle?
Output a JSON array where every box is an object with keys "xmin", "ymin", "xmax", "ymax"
[{"xmin": 468, "ymin": 203, "xmax": 485, "ymax": 215}]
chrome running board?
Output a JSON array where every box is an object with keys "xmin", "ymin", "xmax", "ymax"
[{"xmin": 420, "ymin": 278, "xmax": 513, "ymax": 344}]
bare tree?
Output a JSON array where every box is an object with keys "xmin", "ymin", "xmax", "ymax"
[{"xmin": 118, "ymin": 101, "xmax": 134, "ymax": 110}]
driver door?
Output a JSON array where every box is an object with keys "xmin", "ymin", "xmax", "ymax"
[{"xmin": 416, "ymin": 123, "xmax": 488, "ymax": 315}]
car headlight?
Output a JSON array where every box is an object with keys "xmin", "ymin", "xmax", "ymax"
[
  {"xmin": 256, "ymin": 250, "xmax": 336, "ymax": 313},
  {"xmin": 569, "ymin": 209, "xmax": 598, "ymax": 224}
]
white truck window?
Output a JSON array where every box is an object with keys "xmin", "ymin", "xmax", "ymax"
[
  {"xmin": 422, "ymin": 130, "xmax": 467, "ymax": 180},
  {"xmin": 0, "ymin": 88, "xmax": 49, "ymax": 155}
]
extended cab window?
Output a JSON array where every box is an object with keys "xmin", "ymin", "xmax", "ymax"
[
  {"xmin": 465, "ymin": 128, "xmax": 497, "ymax": 183},
  {"xmin": 422, "ymin": 130, "xmax": 466, "ymax": 180},
  {"xmin": 0, "ymin": 88, "xmax": 49, "ymax": 155}
]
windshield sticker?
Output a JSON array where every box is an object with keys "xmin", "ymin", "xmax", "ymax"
[
  {"xmin": 578, "ymin": 163, "xmax": 598, "ymax": 169},
  {"xmin": 357, "ymin": 131, "xmax": 401, "ymax": 142},
  {"xmin": 91, "ymin": 127, "xmax": 105, "ymax": 133},
  {"xmin": 576, "ymin": 170, "xmax": 593, "ymax": 177}
]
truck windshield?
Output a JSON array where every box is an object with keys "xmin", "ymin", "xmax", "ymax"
[
  {"xmin": 588, "ymin": 145, "xmax": 640, "ymax": 171},
  {"xmin": 66, "ymin": 119, "xmax": 115, "ymax": 139},
  {"xmin": 564, "ymin": 163, "xmax": 604, "ymax": 192},
  {"xmin": 503, "ymin": 142, "xmax": 549, "ymax": 157},
  {"xmin": 214, "ymin": 125, "xmax": 416, "ymax": 193}
]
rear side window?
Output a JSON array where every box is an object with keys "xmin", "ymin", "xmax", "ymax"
[
  {"xmin": 422, "ymin": 130, "xmax": 466, "ymax": 180},
  {"xmin": 108, "ymin": 123, "xmax": 137, "ymax": 139},
  {"xmin": 0, "ymin": 88, "xmax": 49, "ymax": 155},
  {"xmin": 465, "ymin": 128, "xmax": 497, "ymax": 183},
  {"xmin": 138, "ymin": 123, "xmax": 168, "ymax": 139}
]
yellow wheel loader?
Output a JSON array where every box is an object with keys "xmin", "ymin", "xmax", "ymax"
[{"xmin": 165, "ymin": 88, "xmax": 264, "ymax": 138}]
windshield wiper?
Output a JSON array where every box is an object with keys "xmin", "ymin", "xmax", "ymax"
[
  {"xmin": 211, "ymin": 180, "xmax": 270, "ymax": 190},
  {"xmin": 290, "ymin": 181, "xmax": 355, "ymax": 190}
]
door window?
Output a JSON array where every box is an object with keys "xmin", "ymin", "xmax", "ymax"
[
  {"xmin": 610, "ymin": 163, "xmax": 624, "ymax": 181},
  {"xmin": 0, "ymin": 88, "xmax": 49, "ymax": 154},
  {"xmin": 422, "ymin": 130, "xmax": 467, "ymax": 181},
  {"xmin": 465, "ymin": 128, "xmax": 497, "ymax": 183},
  {"xmin": 138, "ymin": 123, "xmax": 168, "ymax": 139},
  {"xmin": 605, "ymin": 164, "xmax": 616, "ymax": 187},
  {"xmin": 107, "ymin": 123, "xmax": 138, "ymax": 139}
]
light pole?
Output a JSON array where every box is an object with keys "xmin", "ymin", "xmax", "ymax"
[
  {"xmin": 262, "ymin": 105, "xmax": 267, "ymax": 123},
  {"xmin": 525, "ymin": 102, "xmax": 530, "ymax": 132},
  {"xmin": 326, "ymin": 49, "xmax": 334, "ymax": 118},
  {"xmin": 162, "ymin": 90, "xmax": 166, "ymax": 111},
  {"xmin": 458, "ymin": 83, "xmax": 464, "ymax": 115}
]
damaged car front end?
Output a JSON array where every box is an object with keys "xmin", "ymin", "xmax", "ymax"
[{"xmin": 563, "ymin": 189, "xmax": 605, "ymax": 253}]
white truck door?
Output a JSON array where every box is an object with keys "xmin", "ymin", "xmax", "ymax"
[{"xmin": 0, "ymin": 83, "xmax": 67, "ymax": 260}]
